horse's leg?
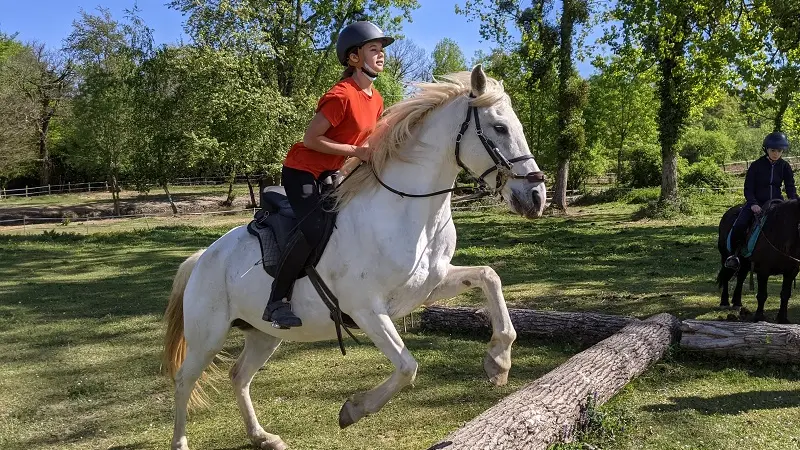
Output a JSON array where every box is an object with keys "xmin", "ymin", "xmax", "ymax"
[
  {"xmin": 172, "ymin": 316, "xmax": 229, "ymax": 450},
  {"xmin": 731, "ymin": 264, "xmax": 749, "ymax": 309},
  {"xmin": 230, "ymin": 330, "xmax": 286, "ymax": 450},
  {"xmin": 338, "ymin": 310, "xmax": 418, "ymax": 429},
  {"xmin": 777, "ymin": 268, "xmax": 798, "ymax": 324},
  {"xmin": 422, "ymin": 265, "xmax": 516, "ymax": 386},
  {"xmin": 753, "ymin": 270, "xmax": 770, "ymax": 322},
  {"xmin": 718, "ymin": 266, "xmax": 732, "ymax": 307}
]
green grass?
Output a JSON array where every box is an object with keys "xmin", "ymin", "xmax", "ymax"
[
  {"xmin": 1, "ymin": 189, "xmax": 799, "ymax": 449},
  {"xmin": 0, "ymin": 183, "xmax": 253, "ymax": 208}
]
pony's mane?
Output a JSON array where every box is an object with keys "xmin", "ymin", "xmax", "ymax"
[{"xmin": 333, "ymin": 71, "xmax": 506, "ymax": 208}]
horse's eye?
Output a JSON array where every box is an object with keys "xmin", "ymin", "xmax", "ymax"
[{"xmin": 493, "ymin": 124, "xmax": 509, "ymax": 134}]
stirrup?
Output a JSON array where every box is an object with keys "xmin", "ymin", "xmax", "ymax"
[{"xmin": 724, "ymin": 255, "xmax": 740, "ymax": 270}]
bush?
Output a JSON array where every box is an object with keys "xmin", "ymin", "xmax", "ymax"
[
  {"xmin": 620, "ymin": 143, "xmax": 661, "ymax": 188},
  {"xmin": 680, "ymin": 158, "xmax": 732, "ymax": 189},
  {"xmin": 679, "ymin": 128, "xmax": 736, "ymax": 164}
]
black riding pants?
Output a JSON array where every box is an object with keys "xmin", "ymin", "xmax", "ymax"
[{"xmin": 268, "ymin": 166, "xmax": 327, "ymax": 303}]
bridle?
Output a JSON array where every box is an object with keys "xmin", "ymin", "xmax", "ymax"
[{"xmin": 370, "ymin": 95, "xmax": 546, "ymax": 199}]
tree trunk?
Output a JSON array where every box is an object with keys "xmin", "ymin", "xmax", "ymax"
[
  {"xmin": 110, "ymin": 174, "xmax": 121, "ymax": 216},
  {"xmin": 681, "ymin": 320, "xmax": 800, "ymax": 363},
  {"xmin": 223, "ymin": 170, "xmax": 236, "ymax": 207},
  {"xmin": 246, "ymin": 175, "xmax": 257, "ymax": 208},
  {"xmin": 38, "ymin": 105, "xmax": 52, "ymax": 185},
  {"xmin": 550, "ymin": 157, "xmax": 570, "ymax": 211},
  {"xmin": 656, "ymin": 32, "xmax": 689, "ymax": 204},
  {"xmin": 421, "ymin": 306, "xmax": 637, "ymax": 346},
  {"xmin": 428, "ymin": 313, "xmax": 681, "ymax": 450},
  {"xmin": 162, "ymin": 183, "xmax": 178, "ymax": 214}
]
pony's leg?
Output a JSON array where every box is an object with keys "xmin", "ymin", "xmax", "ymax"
[
  {"xmin": 230, "ymin": 330, "xmax": 286, "ymax": 450},
  {"xmin": 731, "ymin": 265, "xmax": 749, "ymax": 309},
  {"xmin": 172, "ymin": 321, "xmax": 229, "ymax": 450},
  {"xmin": 753, "ymin": 270, "xmax": 770, "ymax": 322},
  {"xmin": 423, "ymin": 264, "xmax": 516, "ymax": 386},
  {"xmin": 338, "ymin": 310, "xmax": 418, "ymax": 429},
  {"xmin": 777, "ymin": 268, "xmax": 798, "ymax": 324},
  {"xmin": 718, "ymin": 266, "xmax": 732, "ymax": 307}
]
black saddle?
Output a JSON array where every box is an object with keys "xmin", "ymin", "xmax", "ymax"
[
  {"xmin": 246, "ymin": 186, "xmax": 335, "ymax": 279},
  {"xmin": 246, "ymin": 180, "xmax": 360, "ymax": 341}
]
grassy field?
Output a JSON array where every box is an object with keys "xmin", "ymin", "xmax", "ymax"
[{"xmin": 1, "ymin": 188, "xmax": 799, "ymax": 449}]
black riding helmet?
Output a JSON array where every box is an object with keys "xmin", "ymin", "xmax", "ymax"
[
  {"xmin": 336, "ymin": 21, "xmax": 395, "ymax": 66},
  {"xmin": 763, "ymin": 131, "xmax": 791, "ymax": 154}
]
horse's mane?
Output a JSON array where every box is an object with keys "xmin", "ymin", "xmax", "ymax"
[
  {"xmin": 332, "ymin": 71, "xmax": 506, "ymax": 208},
  {"xmin": 764, "ymin": 200, "xmax": 800, "ymax": 251},
  {"xmin": 765, "ymin": 199, "xmax": 800, "ymax": 233}
]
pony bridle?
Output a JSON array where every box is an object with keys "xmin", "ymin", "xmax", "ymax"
[
  {"xmin": 455, "ymin": 95, "xmax": 546, "ymax": 192},
  {"xmin": 368, "ymin": 95, "xmax": 546, "ymax": 199}
]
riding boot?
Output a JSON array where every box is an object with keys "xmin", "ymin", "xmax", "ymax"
[
  {"xmin": 725, "ymin": 227, "xmax": 746, "ymax": 270},
  {"xmin": 262, "ymin": 231, "xmax": 313, "ymax": 328}
]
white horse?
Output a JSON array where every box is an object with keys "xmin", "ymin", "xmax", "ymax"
[{"xmin": 163, "ymin": 65, "xmax": 546, "ymax": 450}]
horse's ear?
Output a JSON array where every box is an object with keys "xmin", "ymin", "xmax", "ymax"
[{"xmin": 471, "ymin": 64, "xmax": 487, "ymax": 97}]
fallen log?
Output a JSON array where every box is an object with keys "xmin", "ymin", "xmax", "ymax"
[
  {"xmin": 681, "ymin": 319, "xmax": 800, "ymax": 362},
  {"xmin": 427, "ymin": 313, "xmax": 681, "ymax": 450},
  {"xmin": 420, "ymin": 305, "xmax": 636, "ymax": 345}
]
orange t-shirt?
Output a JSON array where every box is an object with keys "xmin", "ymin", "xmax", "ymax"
[{"xmin": 284, "ymin": 77, "xmax": 384, "ymax": 178}]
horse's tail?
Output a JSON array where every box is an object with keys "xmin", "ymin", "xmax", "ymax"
[
  {"xmin": 716, "ymin": 267, "xmax": 726, "ymax": 289},
  {"xmin": 163, "ymin": 249, "xmax": 210, "ymax": 410}
]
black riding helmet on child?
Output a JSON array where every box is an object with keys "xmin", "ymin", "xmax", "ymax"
[{"xmin": 335, "ymin": 21, "xmax": 395, "ymax": 77}]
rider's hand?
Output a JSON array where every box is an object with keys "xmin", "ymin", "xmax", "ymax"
[
  {"xmin": 354, "ymin": 146, "xmax": 373, "ymax": 161},
  {"xmin": 751, "ymin": 204, "xmax": 762, "ymax": 215}
]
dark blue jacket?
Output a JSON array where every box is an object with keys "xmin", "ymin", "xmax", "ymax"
[{"xmin": 744, "ymin": 155, "xmax": 797, "ymax": 206}]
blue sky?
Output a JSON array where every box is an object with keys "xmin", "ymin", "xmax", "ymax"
[{"xmin": 0, "ymin": 0, "xmax": 597, "ymax": 77}]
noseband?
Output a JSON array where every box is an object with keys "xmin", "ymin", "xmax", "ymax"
[{"xmin": 369, "ymin": 96, "xmax": 546, "ymax": 199}]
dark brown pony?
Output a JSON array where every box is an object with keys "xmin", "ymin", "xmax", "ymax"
[{"xmin": 717, "ymin": 199, "xmax": 799, "ymax": 323}]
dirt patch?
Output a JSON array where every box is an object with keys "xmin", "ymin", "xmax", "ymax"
[{"xmin": 0, "ymin": 193, "xmax": 253, "ymax": 224}]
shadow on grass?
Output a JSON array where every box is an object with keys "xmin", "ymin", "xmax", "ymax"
[{"xmin": 642, "ymin": 389, "xmax": 800, "ymax": 415}]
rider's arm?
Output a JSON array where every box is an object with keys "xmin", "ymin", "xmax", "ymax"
[
  {"xmin": 302, "ymin": 112, "xmax": 366, "ymax": 159},
  {"xmin": 784, "ymin": 161, "xmax": 798, "ymax": 199},
  {"xmin": 743, "ymin": 163, "xmax": 758, "ymax": 205}
]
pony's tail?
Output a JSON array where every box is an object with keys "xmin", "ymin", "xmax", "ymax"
[
  {"xmin": 716, "ymin": 267, "xmax": 726, "ymax": 289},
  {"xmin": 162, "ymin": 249, "xmax": 212, "ymax": 410}
]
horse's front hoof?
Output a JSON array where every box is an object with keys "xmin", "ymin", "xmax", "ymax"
[
  {"xmin": 777, "ymin": 316, "xmax": 792, "ymax": 325},
  {"xmin": 338, "ymin": 399, "xmax": 359, "ymax": 429},
  {"xmin": 753, "ymin": 314, "xmax": 767, "ymax": 323},
  {"xmin": 483, "ymin": 353, "xmax": 510, "ymax": 386}
]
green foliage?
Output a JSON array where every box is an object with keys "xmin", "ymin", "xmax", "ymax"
[
  {"xmin": 678, "ymin": 128, "xmax": 736, "ymax": 164},
  {"xmin": 374, "ymin": 70, "xmax": 405, "ymax": 106},
  {"xmin": 620, "ymin": 143, "xmax": 662, "ymax": 188},
  {"xmin": 680, "ymin": 158, "xmax": 732, "ymax": 188},
  {"xmin": 431, "ymin": 38, "xmax": 467, "ymax": 77}
]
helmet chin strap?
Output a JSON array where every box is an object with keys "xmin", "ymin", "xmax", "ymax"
[
  {"xmin": 360, "ymin": 63, "xmax": 378, "ymax": 80},
  {"xmin": 356, "ymin": 47, "xmax": 379, "ymax": 80}
]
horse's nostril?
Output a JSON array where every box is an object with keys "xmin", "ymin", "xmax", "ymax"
[{"xmin": 531, "ymin": 190, "xmax": 542, "ymax": 208}]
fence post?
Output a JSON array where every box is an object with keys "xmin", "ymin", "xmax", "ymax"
[
  {"xmin": 105, "ymin": 181, "xmax": 109, "ymax": 192},
  {"xmin": 67, "ymin": 182, "xmax": 71, "ymax": 193},
  {"xmin": 25, "ymin": 186, "xmax": 28, "ymax": 197},
  {"xmin": 88, "ymin": 183, "xmax": 92, "ymax": 192},
  {"xmin": 48, "ymin": 184, "xmax": 51, "ymax": 195}
]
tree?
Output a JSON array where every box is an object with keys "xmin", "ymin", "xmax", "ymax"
[
  {"xmin": 177, "ymin": 47, "xmax": 301, "ymax": 206},
  {"xmin": 65, "ymin": 7, "xmax": 150, "ymax": 215},
  {"xmin": 457, "ymin": 0, "xmax": 590, "ymax": 211},
  {"xmin": 384, "ymin": 38, "xmax": 431, "ymax": 82},
  {"xmin": 734, "ymin": 0, "xmax": 800, "ymax": 133},
  {"xmin": 168, "ymin": 0, "xmax": 420, "ymax": 98},
  {"xmin": 431, "ymin": 38, "xmax": 467, "ymax": 77},
  {"xmin": 0, "ymin": 41, "xmax": 73, "ymax": 185},
  {"xmin": 612, "ymin": 0, "xmax": 743, "ymax": 204},
  {"xmin": 584, "ymin": 48, "xmax": 659, "ymax": 185},
  {"xmin": 0, "ymin": 32, "xmax": 36, "ymax": 186}
]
